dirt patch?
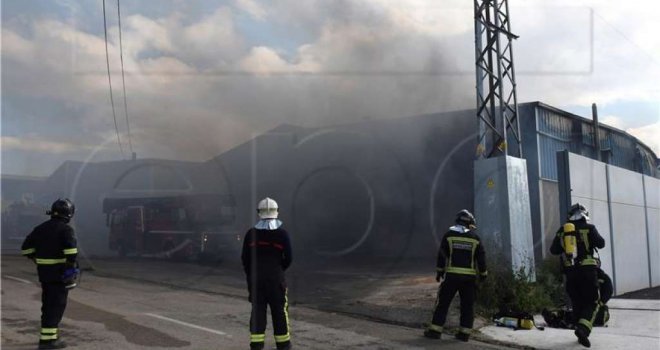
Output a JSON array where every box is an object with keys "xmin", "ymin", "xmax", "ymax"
[
  {"xmin": 66, "ymin": 299, "xmax": 190, "ymax": 347},
  {"xmin": 362, "ymin": 275, "xmax": 437, "ymax": 308}
]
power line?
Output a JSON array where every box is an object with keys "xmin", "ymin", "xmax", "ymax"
[
  {"xmin": 102, "ymin": 0, "xmax": 125, "ymax": 157},
  {"xmin": 117, "ymin": 0, "xmax": 134, "ymax": 154},
  {"xmin": 593, "ymin": 11, "xmax": 660, "ymax": 68}
]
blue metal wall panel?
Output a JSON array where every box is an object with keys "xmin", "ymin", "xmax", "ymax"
[
  {"xmin": 537, "ymin": 108, "xmax": 572, "ymax": 180},
  {"xmin": 533, "ymin": 104, "xmax": 657, "ymax": 180}
]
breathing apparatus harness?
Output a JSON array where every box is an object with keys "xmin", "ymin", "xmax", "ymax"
[{"xmin": 559, "ymin": 222, "xmax": 600, "ymax": 268}]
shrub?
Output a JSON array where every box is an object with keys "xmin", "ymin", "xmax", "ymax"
[{"xmin": 476, "ymin": 257, "xmax": 565, "ymax": 316}]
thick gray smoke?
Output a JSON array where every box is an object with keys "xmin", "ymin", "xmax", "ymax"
[
  {"xmin": 2, "ymin": 1, "xmax": 480, "ymax": 267},
  {"xmin": 1, "ymin": 0, "xmax": 476, "ymax": 174}
]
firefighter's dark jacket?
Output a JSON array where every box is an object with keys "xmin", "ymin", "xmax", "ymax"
[
  {"xmin": 550, "ymin": 219, "xmax": 605, "ymax": 268},
  {"xmin": 241, "ymin": 227, "xmax": 292, "ymax": 280},
  {"xmin": 21, "ymin": 218, "xmax": 78, "ymax": 283},
  {"xmin": 436, "ymin": 225, "xmax": 487, "ymax": 277}
]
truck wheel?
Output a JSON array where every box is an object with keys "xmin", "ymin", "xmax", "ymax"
[{"xmin": 162, "ymin": 240, "xmax": 175, "ymax": 258}]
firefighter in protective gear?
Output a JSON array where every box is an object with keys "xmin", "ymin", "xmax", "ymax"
[
  {"xmin": 21, "ymin": 199, "xmax": 78, "ymax": 350},
  {"xmin": 241, "ymin": 198, "xmax": 293, "ymax": 350},
  {"xmin": 550, "ymin": 203, "xmax": 605, "ymax": 348},
  {"xmin": 424, "ymin": 209, "xmax": 487, "ymax": 342}
]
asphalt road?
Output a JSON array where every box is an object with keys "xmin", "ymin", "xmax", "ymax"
[{"xmin": 1, "ymin": 256, "xmax": 507, "ymax": 350}]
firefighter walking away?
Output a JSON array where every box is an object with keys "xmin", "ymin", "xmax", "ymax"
[
  {"xmin": 241, "ymin": 198, "xmax": 293, "ymax": 350},
  {"xmin": 424, "ymin": 209, "xmax": 488, "ymax": 342},
  {"xmin": 550, "ymin": 203, "xmax": 605, "ymax": 348},
  {"xmin": 21, "ymin": 199, "xmax": 79, "ymax": 349}
]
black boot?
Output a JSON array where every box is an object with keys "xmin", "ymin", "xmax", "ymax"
[
  {"xmin": 455, "ymin": 332, "xmax": 470, "ymax": 342},
  {"xmin": 575, "ymin": 327, "xmax": 591, "ymax": 348},
  {"xmin": 249, "ymin": 343, "xmax": 264, "ymax": 350},
  {"xmin": 276, "ymin": 341, "xmax": 292, "ymax": 350},
  {"xmin": 423, "ymin": 329, "xmax": 441, "ymax": 339},
  {"xmin": 38, "ymin": 340, "xmax": 67, "ymax": 349}
]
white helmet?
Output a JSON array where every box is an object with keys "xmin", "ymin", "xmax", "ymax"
[
  {"xmin": 257, "ymin": 197, "xmax": 279, "ymax": 219},
  {"xmin": 568, "ymin": 203, "xmax": 589, "ymax": 221}
]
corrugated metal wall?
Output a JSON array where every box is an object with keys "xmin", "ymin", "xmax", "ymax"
[
  {"xmin": 537, "ymin": 107, "xmax": 574, "ymax": 180},
  {"xmin": 535, "ymin": 104, "xmax": 657, "ymax": 180}
]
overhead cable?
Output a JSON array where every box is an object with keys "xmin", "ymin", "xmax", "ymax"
[
  {"xmin": 117, "ymin": 0, "xmax": 134, "ymax": 154},
  {"xmin": 102, "ymin": 0, "xmax": 125, "ymax": 157}
]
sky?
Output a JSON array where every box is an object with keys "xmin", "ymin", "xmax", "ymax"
[{"xmin": 1, "ymin": 0, "xmax": 659, "ymax": 177}]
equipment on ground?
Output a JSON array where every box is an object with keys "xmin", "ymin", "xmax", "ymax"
[
  {"xmin": 493, "ymin": 310, "xmax": 544, "ymax": 330},
  {"xmin": 543, "ymin": 267, "xmax": 613, "ymax": 329}
]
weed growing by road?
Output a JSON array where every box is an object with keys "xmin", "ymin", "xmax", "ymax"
[{"xmin": 476, "ymin": 257, "xmax": 564, "ymax": 316}]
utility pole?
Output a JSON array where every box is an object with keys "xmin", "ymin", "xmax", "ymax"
[
  {"xmin": 473, "ymin": 0, "xmax": 535, "ymax": 276},
  {"xmin": 474, "ymin": 0, "xmax": 522, "ymax": 158}
]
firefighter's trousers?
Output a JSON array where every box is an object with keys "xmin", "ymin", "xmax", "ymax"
[
  {"xmin": 249, "ymin": 279, "xmax": 290, "ymax": 349},
  {"xmin": 566, "ymin": 266, "xmax": 600, "ymax": 336},
  {"xmin": 40, "ymin": 282, "xmax": 69, "ymax": 343},
  {"xmin": 428, "ymin": 274, "xmax": 476, "ymax": 336}
]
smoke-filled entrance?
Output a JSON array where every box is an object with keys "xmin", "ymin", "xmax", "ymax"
[{"xmin": 292, "ymin": 167, "xmax": 373, "ymax": 257}]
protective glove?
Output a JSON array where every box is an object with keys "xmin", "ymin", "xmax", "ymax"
[
  {"xmin": 62, "ymin": 267, "xmax": 80, "ymax": 289},
  {"xmin": 435, "ymin": 272, "xmax": 443, "ymax": 283},
  {"xmin": 478, "ymin": 273, "xmax": 487, "ymax": 282}
]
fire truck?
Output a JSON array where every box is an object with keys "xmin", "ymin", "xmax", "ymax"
[{"xmin": 103, "ymin": 194, "xmax": 239, "ymax": 260}]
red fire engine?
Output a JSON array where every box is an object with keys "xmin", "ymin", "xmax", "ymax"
[{"xmin": 103, "ymin": 194, "xmax": 239, "ymax": 260}]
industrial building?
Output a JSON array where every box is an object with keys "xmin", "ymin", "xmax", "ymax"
[{"xmin": 2, "ymin": 102, "xmax": 657, "ymax": 271}]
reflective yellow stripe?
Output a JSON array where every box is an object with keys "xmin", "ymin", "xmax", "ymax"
[
  {"xmin": 436, "ymin": 267, "xmax": 445, "ymax": 272},
  {"xmin": 41, "ymin": 328, "xmax": 58, "ymax": 334},
  {"xmin": 275, "ymin": 334, "xmax": 290, "ymax": 343},
  {"xmin": 459, "ymin": 327, "xmax": 472, "ymax": 334},
  {"xmin": 445, "ymin": 237, "xmax": 479, "ymax": 276},
  {"xmin": 470, "ymin": 241, "xmax": 477, "ymax": 270},
  {"xmin": 250, "ymin": 334, "xmax": 265, "ymax": 342},
  {"xmin": 428, "ymin": 324, "xmax": 443, "ymax": 332},
  {"xmin": 21, "ymin": 248, "xmax": 36, "ymax": 255},
  {"xmin": 446, "ymin": 267, "xmax": 477, "ymax": 275},
  {"xmin": 35, "ymin": 258, "xmax": 66, "ymax": 265},
  {"xmin": 284, "ymin": 290, "xmax": 290, "ymax": 338},
  {"xmin": 480, "ymin": 271, "xmax": 488, "ymax": 276},
  {"xmin": 589, "ymin": 302, "xmax": 601, "ymax": 325},
  {"xmin": 579, "ymin": 229, "xmax": 590, "ymax": 250},
  {"xmin": 40, "ymin": 334, "xmax": 58, "ymax": 340},
  {"xmin": 578, "ymin": 318, "xmax": 593, "ymax": 331},
  {"xmin": 63, "ymin": 248, "xmax": 78, "ymax": 255},
  {"xmin": 448, "ymin": 240, "xmax": 453, "ymax": 268},
  {"xmin": 580, "ymin": 258, "xmax": 598, "ymax": 266},
  {"xmin": 448, "ymin": 237, "xmax": 479, "ymax": 245}
]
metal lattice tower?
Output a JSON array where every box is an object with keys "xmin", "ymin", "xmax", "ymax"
[{"xmin": 474, "ymin": 0, "xmax": 522, "ymax": 158}]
